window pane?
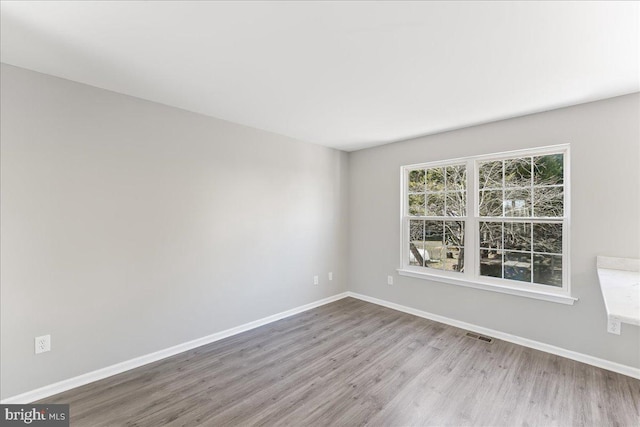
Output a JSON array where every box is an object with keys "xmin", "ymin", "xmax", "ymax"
[
  {"xmin": 534, "ymin": 154, "xmax": 563, "ymax": 186},
  {"xmin": 425, "ymin": 221, "xmax": 443, "ymax": 242},
  {"xmin": 424, "ymin": 221, "xmax": 444, "ymax": 269},
  {"xmin": 533, "ymin": 223, "xmax": 562, "ymax": 254},
  {"xmin": 533, "ymin": 187, "xmax": 563, "ymax": 217},
  {"xmin": 426, "ymin": 193, "xmax": 445, "ymax": 216},
  {"xmin": 505, "ymin": 157, "xmax": 531, "ymax": 188},
  {"xmin": 479, "ymin": 160, "xmax": 502, "ymax": 189},
  {"xmin": 480, "ymin": 249, "xmax": 502, "ymax": 278},
  {"xmin": 409, "ymin": 169, "xmax": 426, "ymax": 192},
  {"xmin": 445, "ymin": 191, "xmax": 466, "ymax": 216},
  {"xmin": 409, "ymin": 220, "xmax": 425, "ymax": 266},
  {"xmin": 410, "ymin": 219, "xmax": 425, "ymax": 242},
  {"xmin": 446, "ymin": 165, "xmax": 466, "ymax": 190},
  {"xmin": 504, "ymin": 189, "xmax": 531, "ymax": 217},
  {"xmin": 533, "ymin": 254, "xmax": 562, "ymax": 287},
  {"xmin": 445, "ymin": 221, "xmax": 465, "ymax": 247},
  {"xmin": 444, "ymin": 247, "xmax": 464, "ymax": 272},
  {"xmin": 504, "ymin": 222, "xmax": 531, "ymax": 251},
  {"xmin": 504, "ymin": 252, "xmax": 532, "ymax": 283},
  {"xmin": 426, "ymin": 168, "xmax": 445, "ymax": 191},
  {"xmin": 479, "ymin": 190, "xmax": 503, "ymax": 217},
  {"xmin": 425, "ymin": 246, "xmax": 444, "ymax": 269},
  {"xmin": 409, "ymin": 194, "xmax": 426, "ymax": 216},
  {"xmin": 479, "ymin": 221, "xmax": 502, "ymax": 249},
  {"xmin": 409, "ymin": 246, "xmax": 424, "ymax": 266}
]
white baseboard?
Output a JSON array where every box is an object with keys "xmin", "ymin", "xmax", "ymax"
[
  {"xmin": 346, "ymin": 291, "xmax": 640, "ymax": 380},
  {"xmin": 0, "ymin": 292, "xmax": 350, "ymax": 404},
  {"xmin": 4, "ymin": 290, "xmax": 637, "ymax": 403}
]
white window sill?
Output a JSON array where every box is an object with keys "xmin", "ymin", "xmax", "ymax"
[{"xmin": 396, "ymin": 269, "xmax": 577, "ymax": 305}]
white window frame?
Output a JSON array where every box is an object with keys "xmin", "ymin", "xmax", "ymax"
[{"xmin": 398, "ymin": 144, "xmax": 576, "ymax": 305}]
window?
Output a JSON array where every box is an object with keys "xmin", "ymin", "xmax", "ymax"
[
  {"xmin": 407, "ymin": 165, "xmax": 467, "ymax": 272},
  {"xmin": 400, "ymin": 145, "xmax": 573, "ymax": 304}
]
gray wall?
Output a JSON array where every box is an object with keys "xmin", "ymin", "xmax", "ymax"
[
  {"xmin": 2, "ymin": 63, "xmax": 638, "ymax": 400},
  {"xmin": 0, "ymin": 64, "xmax": 349, "ymax": 399},
  {"xmin": 348, "ymin": 93, "xmax": 640, "ymax": 369}
]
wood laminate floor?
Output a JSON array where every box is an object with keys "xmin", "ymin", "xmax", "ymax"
[{"xmin": 41, "ymin": 297, "xmax": 639, "ymax": 426}]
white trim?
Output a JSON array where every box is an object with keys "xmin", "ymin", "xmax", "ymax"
[
  {"xmin": 346, "ymin": 291, "xmax": 640, "ymax": 380},
  {"xmin": 4, "ymin": 289, "xmax": 636, "ymax": 404},
  {"xmin": 401, "ymin": 144, "xmax": 569, "ymax": 171},
  {"xmin": 401, "ymin": 144, "xmax": 572, "ymax": 300},
  {"xmin": 0, "ymin": 292, "xmax": 350, "ymax": 404},
  {"xmin": 466, "ymin": 158, "xmax": 477, "ymax": 281},
  {"xmin": 397, "ymin": 268, "xmax": 577, "ymax": 305}
]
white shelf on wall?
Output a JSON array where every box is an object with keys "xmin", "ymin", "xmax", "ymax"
[{"xmin": 597, "ymin": 256, "xmax": 640, "ymax": 335}]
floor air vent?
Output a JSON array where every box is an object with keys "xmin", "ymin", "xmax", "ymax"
[{"xmin": 465, "ymin": 332, "xmax": 493, "ymax": 343}]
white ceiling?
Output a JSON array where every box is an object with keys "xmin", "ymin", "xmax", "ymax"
[{"xmin": 1, "ymin": 1, "xmax": 638, "ymax": 151}]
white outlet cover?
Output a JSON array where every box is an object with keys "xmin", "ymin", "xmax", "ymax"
[
  {"xmin": 35, "ymin": 335, "xmax": 51, "ymax": 354},
  {"xmin": 607, "ymin": 318, "xmax": 621, "ymax": 335},
  {"xmin": 313, "ymin": 275, "xmax": 319, "ymax": 285},
  {"xmin": 328, "ymin": 272, "xmax": 333, "ymax": 281},
  {"xmin": 387, "ymin": 275, "xmax": 394, "ymax": 285}
]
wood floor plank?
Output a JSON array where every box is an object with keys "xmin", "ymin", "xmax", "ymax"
[{"xmin": 39, "ymin": 298, "xmax": 640, "ymax": 426}]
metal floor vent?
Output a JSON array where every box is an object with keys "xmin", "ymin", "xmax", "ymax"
[{"xmin": 465, "ymin": 332, "xmax": 493, "ymax": 343}]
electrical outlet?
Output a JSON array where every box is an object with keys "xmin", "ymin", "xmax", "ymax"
[
  {"xmin": 387, "ymin": 275, "xmax": 394, "ymax": 286},
  {"xmin": 607, "ymin": 318, "xmax": 621, "ymax": 335},
  {"xmin": 35, "ymin": 335, "xmax": 51, "ymax": 354},
  {"xmin": 313, "ymin": 275, "xmax": 319, "ymax": 285},
  {"xmin": 328, "ymin": 272, "xmax": 333, "ymax": 281}
]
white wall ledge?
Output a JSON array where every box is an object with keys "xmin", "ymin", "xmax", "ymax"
[{"xmin": 597, "ymin": 256, "xmax": 640, "ymax": 335}]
